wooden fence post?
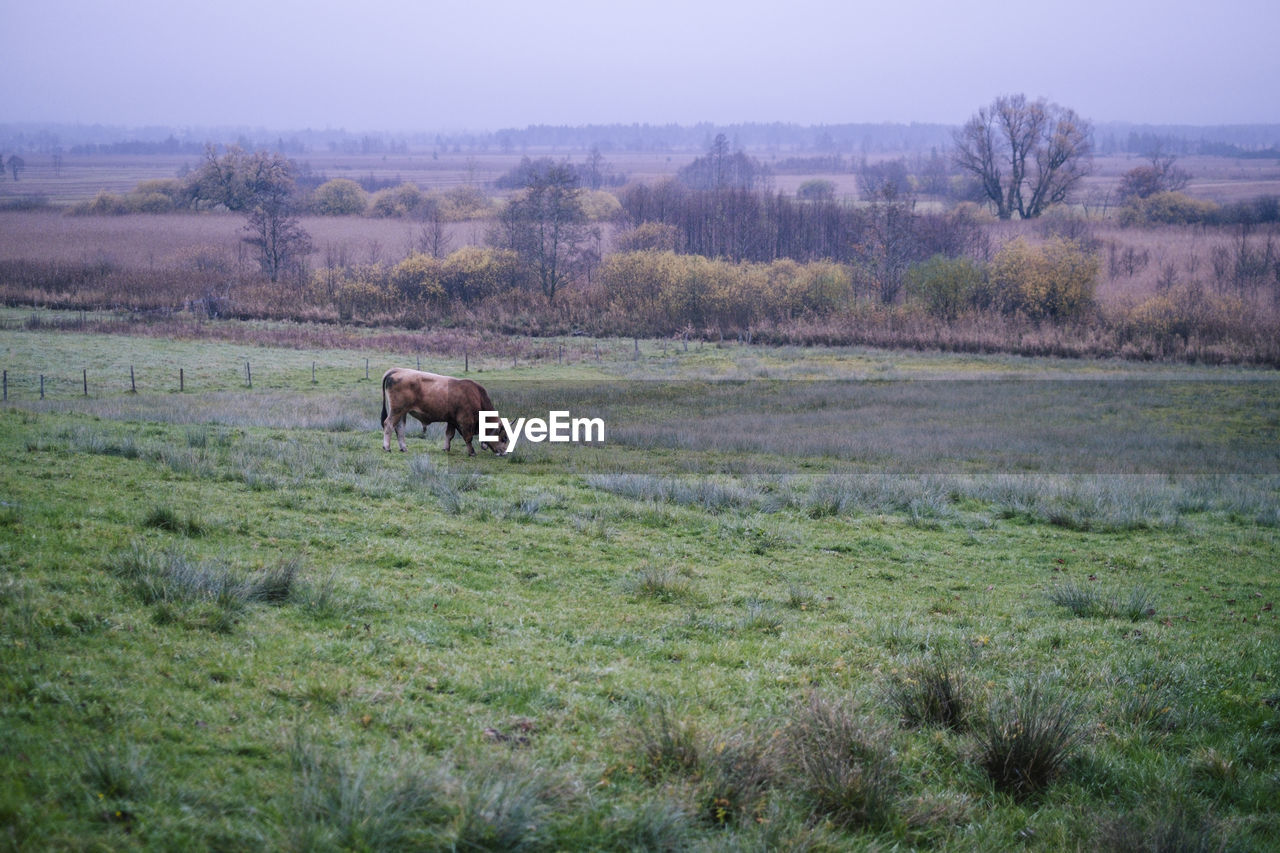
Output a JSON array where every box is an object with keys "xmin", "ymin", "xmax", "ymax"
[
  {"xmin": 130, "ymin": 365, "xmax": 136, "ymax": 394},
  {"xmin": 2, "ymin": 370, "xmax": 6, "ymax": 402},
  {"xmin": 465, "ymin": 352, "xmax": 469, "ymax": 372},
  {"xmin": 312, "ymin": 361, "xmax": 316, "ymax": 384},
  {"xmin": 180, "ymin": 368, "xmax": 184, "ymax": 392},
  {"xmin": 83, "ymin": 369, "xmax": 88, "ymax": 396},
  {"xmin": 40, "ymin": 375, "xmax": 45, "ymax": 399},
  {"xmin": 246, "ymin": 361, "xmax": 252, "ymax": 388},
  {"xmin": 365, "ymin": 358, "xmax": 370, "ymax": 381}
]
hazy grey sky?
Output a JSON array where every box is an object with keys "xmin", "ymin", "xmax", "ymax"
[{"xmin": 5, "ymin": 0, "xmax": 1277, "ymax": 131}]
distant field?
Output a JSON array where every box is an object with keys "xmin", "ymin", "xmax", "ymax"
[
  {"xmin": 4, "ymin": 148, "xmax": 1279, "ymax": 208},
  {"xmin": 1, "ymin": 316, "xmax": 1278, "ymax": 849}
]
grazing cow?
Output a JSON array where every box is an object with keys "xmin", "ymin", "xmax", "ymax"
[{"xmin": 380, "ymin": 368, "xmax": 508, "ymax": 455}]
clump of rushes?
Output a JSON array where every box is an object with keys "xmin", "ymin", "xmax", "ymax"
[
  {"xmin": 697, "ymin": 730, "xmax": 777, "ymax": 827},
  {"xmin": 622, "ymin": 564, "xmax": 692, "ymax": 603},
  {"xmin": 885, "ymin": 656, "xmax": 968, "ymax": 731},
  {"xmin": 975, "ymin": 680, "xmax": 1085, "ymax": 799},
  {"xmin": 631, "ymin": 706, "xmax": 700, "ymax": 781},
  {"xmin": 1047, "ymin": 579, "xmax": 1105, "ymax": 617},
  {"xmin": 780, "ymin": 692, "xmax": 901, "ymax": 830}
]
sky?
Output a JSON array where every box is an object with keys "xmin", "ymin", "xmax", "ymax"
[{"xmin": 4, "ymin": 0, "xmax": 1278, "ymax": 132}]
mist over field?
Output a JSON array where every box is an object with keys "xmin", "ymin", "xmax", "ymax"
[{"xmin": 3, "ymin": 0, "xmax": 1279, "ymax": 131}]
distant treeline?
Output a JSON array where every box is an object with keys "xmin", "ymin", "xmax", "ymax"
[{"xmin": 6, "ymin": 121, "xmax": 1280, "ymax": 157}]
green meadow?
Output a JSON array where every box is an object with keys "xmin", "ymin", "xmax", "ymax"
[{"xmin": 1, "ymin": 313, "xmax": 1278, "ymax": 850}]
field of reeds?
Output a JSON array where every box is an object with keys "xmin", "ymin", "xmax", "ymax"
[{"xmin": 1, "ymin": 314, "xmax": 1277, "ymax": 849}]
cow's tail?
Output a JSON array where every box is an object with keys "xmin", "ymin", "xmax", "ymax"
[{"xmin": 380, "ymin": 371, "xmax": 393, "ymax": 427}]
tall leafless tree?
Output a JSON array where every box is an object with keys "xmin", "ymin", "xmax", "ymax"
[
  {"xmin": 953, "ymin": 94, "xmax": 1093, "ymax": 220},
  {"xmin": 494, "ymin": 162, "xmax": 589, "ymax": 303}
]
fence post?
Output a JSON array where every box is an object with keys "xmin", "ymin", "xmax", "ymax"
[
  {"xmin": 180, "ymin": 368, "xmax": 184, "ymax": 392},
  {"xmin": 312, "ymin": 361, "xmax": 316, "ymax": 384},
  {"xmin": 2, "ymin": 370, "xmax": 6, "ymax": 402},
  {"xmin": 40, "ymin": 375, "xmax": 45, "ymax": 399},
  {"xmin": 365, "ymin": 358, "xmax": 370, "ymax": 381},
  {"xmin": 83, "ymin": 369, "xmax": 88, "ymax": 396},
  {"xmin": 465, "ymin": 352, "xmax": 469, "ymax": 373},
  {"xmin": 246, "ymin": 361, "xmax": 252, "ymax": 388},
  {"xmin": 130, "ymin": 365, "xmax": 136, "ymax": 394}
]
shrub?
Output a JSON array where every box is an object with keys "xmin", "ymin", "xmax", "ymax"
[
  {"xmin": 1118, "ymin": 191, "xmax": 1220, "ymax": 225},
  {"xmin": 797, "ymin": 178, "xmax": 836, "ymax": 202},
  {"xmin": 369, "ymin": 182, "xmax": 427, "ymax": 218},
  {"xmin": 989, "ymin": 237, "xmax": 1098, "ymax": 320},
  {"xmin": 390, "ymin": 252, "xmax": 445, "ymax": 302},
  {"xmin": 439, "ymin": 246, "xmax": 523, "ymax": 303},
  {"xmin": 614, "ymin": 222, "xmax": 680, "ymax": 253},
  {"xmin": 975, "ymin": 681, "xmax": 1084, "ymax": 799},
  {"xmin": 312, "ymin": 178, "xmax": 368, "ymax": 216},
  {"xmin": 906, "ymin": 254, "xmax": 986, "ymax": 319}
]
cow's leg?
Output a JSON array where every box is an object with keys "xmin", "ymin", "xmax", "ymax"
[
  {"xmin": 460, "ymin": 426, "xmax": 477, "ymax": 456},
  {"xmin": 443, "ymin": 424, "xmax": 454, "ymax": 453},
  {"xmin": 397, "ymin": 416, "xmax": 408, "ymax": 451},
  {"xmin": 382, "ymin": 413, "xmax": 395, "ymax": 451}
]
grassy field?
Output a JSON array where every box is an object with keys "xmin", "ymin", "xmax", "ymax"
[{"xmin": 1, "ymin": 316, "xmax": 1278, "ymax": 850}]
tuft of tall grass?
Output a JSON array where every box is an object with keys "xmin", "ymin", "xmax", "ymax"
[
  {"xmin": 885, "ymin": 657, "xmax": 968, "ymax": 731},
  {"xmin": 245, "ymin": 559, "xmax": 301, "ymax": 605},
  {"xmin": 622, "ymin": 564, "xmax": 693, "ymax": 603},
  {"xmin": 142, "ymin": 505, "xmax": 205, "ymax": 537},
  {"xmin": 631, "ymin": 706, "xmax": 701, "ymax": 782},
  {"xmin": 1048, "ymin": 581, "xmax": 1158, "ymax": 620},
  {"xmin": 1047, "ymin": 580, "xmax": 1106, "ymax": 617},
  {"xmin": 975, "ymin": 681, "xmax": 1086, "ymax": 800},
  {"xmin": 449, "ymin": 760, "xmax": 567, "ymax": 851},
  {"xmin": 780, "ymin": 692, "xmax": 901, "ymax": 830},
  {"xmin": 407, "ymin": 454, "xmax": 481, "ymax": 514},
  {"xmin": 1097, "ymin": 807, "xmax": 1227, "ymax": 853},
  {"xmin": 586, "ymin": 473, "xmax": 761, "ymax": 514},
  {"xmin": 698, "ymin": 730, "xmax": 777, "ymax": 827},
  {"xmin": 82, "ymin": 743, "xmax": 151, "ymax": 801},
  {"xmin": 596, "ymin": 799, "xmax": 693, "ymax": 852},
  {"xmin": 287, "ymin": 739, "xmax": 449, "ymax": 851}
]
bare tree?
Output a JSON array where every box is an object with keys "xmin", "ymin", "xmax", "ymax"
[
  {"xmin": 494, "ymin": 161, "xmax": 589, "ymax": 303},
  {"xmin": 1118, "ymin": 143, "xmax": 1192, "ymax": 201},
  {"xmin": 238, "ymin": 151, "xmax": 313, "ymax": 283},
  {"xmin": 953, "ymin": 94, "xmax": 1093, "ymax": 219}
]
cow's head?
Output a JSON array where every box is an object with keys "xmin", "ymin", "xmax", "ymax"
[{"xmin": 481, "ymin": 420, "xmax": 511, "ymax": 456}]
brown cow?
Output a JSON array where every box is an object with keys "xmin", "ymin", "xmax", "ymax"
[{"xmin": 380, "ymin": 368, "xmax": 508, "ymax": 455}]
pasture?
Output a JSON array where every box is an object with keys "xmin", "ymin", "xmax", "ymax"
[{"xmin": 1, "ymin": 314, "xmax": 1278, "ymax": 850}]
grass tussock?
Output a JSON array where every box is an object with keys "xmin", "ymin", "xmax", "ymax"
[
  {"xmin": 780, "ymin": 692, "xmax": 901, "ymax": 831},
  {"xmin": 142, "ymin": 504, "xmax": 206, "ymax": 537},
  {"xmin": 885, "ymin": 657, "xmax": 969, "ymax": 731},
  {"xmin": 449, "ymin": 759, "xmax": 570, "ymax": 851},
  {"xmin": 631, "ymin": 706, "xmax": 701, "ymax": 782},
  {"xmin": 622, "ymin": 564, "xmax": 694, "ymax": 603},
  {"xmin": 112, "ymin": 545, "xmax": 315, "ymax": 631},
  {"xmin": 1048, "ymin": 580, "xmax": 1158, "ymax": 620},
  {"xmin": 82, "ymin": 743, "xmax": 151, "ymax": 802},
  {"xmin": 975, "ymin": 681, "xmax": 1086, "ymax": 800},
  {"xmin": 287, "ymin": 739, "xmax": 450, "ymax": 851}
]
